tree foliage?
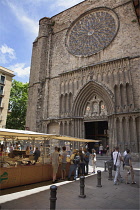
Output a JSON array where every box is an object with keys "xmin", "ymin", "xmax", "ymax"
[{"xmin": 6, "ymin": 79, "xmax": 29, "ymax": 130}]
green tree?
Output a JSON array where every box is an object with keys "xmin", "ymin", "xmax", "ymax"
[{"xmin": 6, "ymin": 79, "xmax": 29, "ymax": 130}]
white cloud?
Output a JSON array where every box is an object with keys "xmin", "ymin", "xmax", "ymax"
[
  {"xmin": 4, "ymin": 0, "xmax": 83, "ymax": 40},
  {"xmin": 51, "ymin": 0, "xmax": 83, "ymax": 9},
  {"xmin": 8, "ymin": 63, "xmax": 30, "ymax": 78},
  {"xmin": 0, "ymin": 44, "xmax": 16, "ymax": 64},
  {"xmin": 5, "ymin": 1, "xmax": 38, "ymax": 38}
]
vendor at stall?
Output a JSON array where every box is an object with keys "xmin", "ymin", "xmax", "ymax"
[
  {"xmin": 26, "ymin": 146, "xmax": 30, "ymax": 155},
  {"xmin": 15, "ymin": 143, "xmax": 20, "ymax": 150},
  {"xmin": 33, "ymin": 147, "xmax": 40, "ymax": 163}
]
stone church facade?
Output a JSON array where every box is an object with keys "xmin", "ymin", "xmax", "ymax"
[{"xmin": 26, "ymin": 0, "xmax": 140, "ymax": 155}]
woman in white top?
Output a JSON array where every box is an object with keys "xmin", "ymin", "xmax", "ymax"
[{"xmin": 90, "ymin": 149, "xmax": 96, "ymax": 173}]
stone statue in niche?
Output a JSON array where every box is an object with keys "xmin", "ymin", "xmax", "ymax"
[
  {"xmin": 92, "ymin": 102, "xmax": 98, "ymax": 115},
  {"xmin": 85, "ymin": 103, "xmax": 91, "ymax": 116},
  {"xmin": 100, "ymin": 101, "xmax": 107, "ymax": 115},
  {"xmin": 84, "ymin": 96, "xmax": 107, "ymax": 117}
]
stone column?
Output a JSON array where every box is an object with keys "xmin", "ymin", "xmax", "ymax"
[
  {"xmin": 79, "ymin": 119, "xmax": 83, "ymax": 138},
  {"xmin": 132, "ymin": 116, "xmax": 138, "ymax": 152},
  {"xmin": 70, "ymin": 120, "xmax": 74, "ymax": 137},
  {"xmin": 123, "ymin": 85, "xmax": 128, "ymax": 112},
  {"xmin": 118, "ymin": 86, "xmax": 122, "ymax": 112},
  {"xmin": 62, "ymin": 121, "xmax": 65, "ymax": 135},
  {"xmin": 125, "ymin": 117, "xmax": 130, "ymax": 148},
  {"xmin": 110, "ymin": 115, "xmax": 115, "ymax": 150},
  {"xmin": 108, "ymin": 116, "xmax": 114, "ymax": 150},
  {"xmin": 119, "ymin": 116, "xmax": 123, "ymax": 151},
  {"xmin": 67, "ymin": 120, "xmax": 70, "ymax": 136},
  {"xmin": 77, "ymin": 119, "xmax": 80, "ymax": 138},
  {"xmin": 114, "ymin": 117, "xmax": 117, "ymax": 146},
  {"xmin": 108, "ymin": 117, "xmax": 111, "ymax": 148},
  {"xmin": 58, "ymin": 122, "xmax": 61, "ymax": 135},
  {"xmin": 119, "ymin": 116, "xmax": 123, "ymax": 142}
]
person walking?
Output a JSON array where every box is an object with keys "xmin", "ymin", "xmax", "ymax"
[
  {"xmin": 113, "ymin": 146, "xmax": 123, "ymax": 185},
  {"xmin": 61, "ymin": 146, "xmax": 67, "ymax": 180},
  {"xmin": 90, "ymin": 149, "xmax": 96, "ymax": 173},
  {"xmin": 106, "ymin": 145, "xmax": 109, "ymax": 156},
  {"xmin": 99, "ymin": 144, "xmax": 103, "ymax": 156},
  {"xmin": 84, "ymin": 148, "xmax": 90, "ymax": 175},
  {"xmin": 122, "ymin": 147, "xmax": 128, "ymax": 169},
  {"xmin": 124, "ymin": 149, "xmax": 136, "ymax": 184},
  {"xmin": 51, "ymin": 147, "xmax": 59, "ymax": 183}
]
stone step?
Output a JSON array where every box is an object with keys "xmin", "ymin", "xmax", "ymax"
[{"xmin": 96, "ymin": 155, "xmax": 111, "ymax": 161}]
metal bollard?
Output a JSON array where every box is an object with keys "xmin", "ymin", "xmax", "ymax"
[
  {"xmin": 50, "ymin": 185, "xmax": 57, "ymax": 210},
  {"xmin": 108, "ymin": 165, "xmax": 113, "ymax": 180},
  {"xmin": 79, "ymin": 176, "xmax": 86, "ymax": 198},
  {"xmin": 96, "ymin": 170, "xmax": 102, "ymax": 187},
  {"xmin": 104, "ymin": 161, "xmax": 107, "ymax": 172}
]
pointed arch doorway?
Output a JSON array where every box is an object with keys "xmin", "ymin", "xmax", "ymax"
[{"xmin": 72, "ymin": 81, "xmax": 114, "ymax": 151}]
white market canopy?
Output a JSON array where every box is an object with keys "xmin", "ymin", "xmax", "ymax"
[{"xmin": 0, "ymin": 128, "xmax": 100, "ymax": 143}]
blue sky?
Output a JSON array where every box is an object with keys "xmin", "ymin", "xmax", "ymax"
[{"xmin": 0, "ymin": 0, "xmax": 84, "ymax": 83}]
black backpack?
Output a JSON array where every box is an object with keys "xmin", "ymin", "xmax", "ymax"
[{"xmin": 73, "ymin": 155, "xmax": 80, "ymax": 164}]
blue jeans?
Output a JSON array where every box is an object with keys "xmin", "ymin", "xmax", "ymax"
[
  {"xmin": 114, "ymin": 165, "xmax": 122, "ymax": 183},
  {"xmin": 68, "ymin": 164, "xmax": 77, "ymax": 179}
]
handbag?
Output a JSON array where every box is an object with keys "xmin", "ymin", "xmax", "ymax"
[{"xmin": 114, "ymin": 152, "xmax": 119, "ymax": 171}]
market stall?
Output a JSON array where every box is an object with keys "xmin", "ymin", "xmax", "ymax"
[{"xmin": 0, "ymin": 128, "xmax": 100, "ymax": 189}]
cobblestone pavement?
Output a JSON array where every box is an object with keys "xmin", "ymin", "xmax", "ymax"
[{"xmin": 0, "ymin": 160, "xmax": 139, "ymax": 210}]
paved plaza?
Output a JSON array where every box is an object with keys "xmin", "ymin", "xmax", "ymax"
[{"xmin": 0, "ymin": 159, "xmax": 140, "ymax": 210}]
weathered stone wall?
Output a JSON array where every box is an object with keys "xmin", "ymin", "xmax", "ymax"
[{"xmin": 48, "ymin": 78, "xmax": 60, "ymax": 118}]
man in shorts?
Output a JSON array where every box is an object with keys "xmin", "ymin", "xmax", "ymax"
[
  {"xmin": 124, "ymin": 149, "xmax": 136, "ymax": 184},
  {"xmin": 51, "ymin": 147, "xmax": 59, "ymax": 183}
]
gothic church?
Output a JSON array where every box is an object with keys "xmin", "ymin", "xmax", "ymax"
[{"xmin": 26, "ymin": 0, "xmax": 140, "ymax": 156}]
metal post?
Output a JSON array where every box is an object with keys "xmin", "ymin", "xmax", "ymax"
[
  {"xmin": 96, "ymin": 170, "xmax": 102, "ymax": 187},
  {"xmin": 79, "ymin": 176, "xmax": 86, "ymax": 198},
  {"xmin": 108, "ymin": 165, "xmax": 113, "ymax": 180},
  {"xmin": 104, "ymin": 161, "xmax": 107, "ymax": 172},
  {"xmin": 50, "ymin": 185, "xmax": 57, "ymax": 210}
]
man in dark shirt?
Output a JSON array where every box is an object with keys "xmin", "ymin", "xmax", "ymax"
[
  {"xmin": 124, "ymin": 149, "xmax": 136, "ymax": 184},
  {"xmin": 84, "ymin": 148, "xmax": 90, "ymax": 175},
  {"xmin": 34, "ymin": 147, "xmax": 40, "ymax": 163}
]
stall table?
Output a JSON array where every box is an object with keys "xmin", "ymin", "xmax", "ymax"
[{"xmin": 0, "ymin": 163, "xmax": 70, "ymax": 189}]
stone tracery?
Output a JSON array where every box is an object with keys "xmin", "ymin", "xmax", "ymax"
[{"xmin": 66, "ymin": 8, "xmax": 119, "ymax": 56}]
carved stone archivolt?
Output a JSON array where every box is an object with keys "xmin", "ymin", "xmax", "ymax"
[{"xmin": 72, "ymin": 81, "xmax": 114, "ymax": 117}]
